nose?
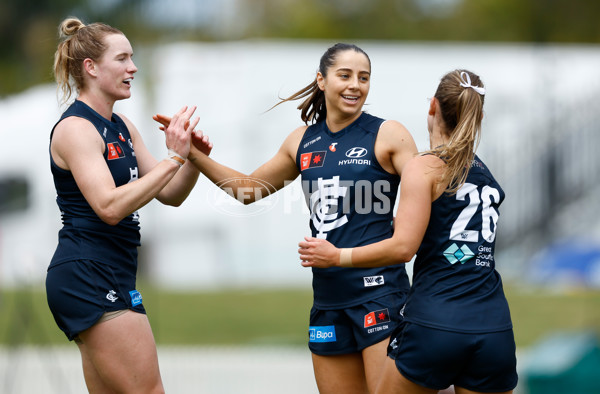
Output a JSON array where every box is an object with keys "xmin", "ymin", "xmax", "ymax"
[
  {"xmin": 348, "ymin": 75, "xmax": 359, "ymax": 89},
  {"xmin": 129, "ymin": 59, "xmax": 138, "ymax": 74}
]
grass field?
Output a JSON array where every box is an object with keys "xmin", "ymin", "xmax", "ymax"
[{"xmin": 1, "ymin": 284, "xmax": 599, "ymax": 348}]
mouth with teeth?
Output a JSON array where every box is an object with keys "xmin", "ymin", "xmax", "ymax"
[
  {"xmin": 342, "ymin": 95, "xmax": 359, "ymax": 103},
  {"xmin": 123, "ymin": 78, "xmax": 133, "ymax": 86}
]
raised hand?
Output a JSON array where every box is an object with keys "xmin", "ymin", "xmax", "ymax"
[
  {"xmin": 153, "ymin": 112, "xmax": 212, "ymax": 156},
  {"xmin": 162, "ymin": 106, "xmax": 199, "ymax": 160}
]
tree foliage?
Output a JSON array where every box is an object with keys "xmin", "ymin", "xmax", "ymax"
[{"xmin": 1, "ymin": 0, "xmax": 598, "ymax": 95}]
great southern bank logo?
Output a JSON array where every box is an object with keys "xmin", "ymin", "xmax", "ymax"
[
  {"xmin": 309, "ymin": 325, "xmax": 337, "ymax": 343},
  {"xmin": 443, "ymin": 243, "xmax": 475, "ymax": 265}
]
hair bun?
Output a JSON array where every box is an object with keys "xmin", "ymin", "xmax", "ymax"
[{"xmin": 59, "ymin": 17, "xmax": 84, "ymax": 38}]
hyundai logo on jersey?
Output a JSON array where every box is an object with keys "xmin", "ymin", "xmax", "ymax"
[
  {"xmin": 345, "ymin": 147, "xmax": 368, "ymax": 158},
  {"xmin": 309, "ymin": 325, "xmax": 337, "ymax": 342}
]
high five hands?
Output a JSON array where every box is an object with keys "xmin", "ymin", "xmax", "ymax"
[{"xmin": 153, "ymin": 111, "xmax": 213, "ymax": 156}]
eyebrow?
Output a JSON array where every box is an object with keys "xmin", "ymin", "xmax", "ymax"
[{"xmin": 336, "ymin": 67, "xmax": 371, "ymax": 75}]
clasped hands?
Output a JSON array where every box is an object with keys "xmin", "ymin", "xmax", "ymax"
[{"xmin": 153, "ymin": 108, "xmax": 213, "ymax": 157}]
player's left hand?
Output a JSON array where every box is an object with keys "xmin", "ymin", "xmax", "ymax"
[{"xmin": 298, "ymin": 237, "xmax": 340, "ymax": 268}]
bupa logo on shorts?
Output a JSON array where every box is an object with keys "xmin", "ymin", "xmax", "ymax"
[
  {"xmin": 129, "ymin": 290, "xmax": 143, "ymax": 306},
  {"xmin": 309, "ymin": 325, "xmax": 337, "ymax": 343},
  {"xmin": 364, "ymin": 308, "xmax": 391, "ymax": 328},
  {"xmin": 363, "ymin": 275, "xmax": 384, "ymax": 287}
]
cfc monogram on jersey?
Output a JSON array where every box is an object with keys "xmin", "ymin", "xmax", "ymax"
[{"xmin": 296, "ymin": 112, "xmax": 410, "ymax": 309}]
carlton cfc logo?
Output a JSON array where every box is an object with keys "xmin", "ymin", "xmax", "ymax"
[{"xmin": 345, "ymin": 147, "xmax": 367, "ymax": 158}]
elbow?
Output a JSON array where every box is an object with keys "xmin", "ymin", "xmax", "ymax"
[
  {"xmin": 99, "ymin": 214, "xmax": 122, "ymax": 226},
  {"xmin": 165, "ymin": 198, "xmax": 184, "ymax": 207},
  {"xmin": 96, "ymin": 207, "xmax": 125, "ymax": 226},
  {"xmin": 393, "ymin": 245, "xmax": 416, "ymax": 264}
]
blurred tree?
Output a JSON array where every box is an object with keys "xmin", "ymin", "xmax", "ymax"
[
  {"xmin": 1, "ymin": 0, "xmax": 598, "ymax": 96},
  {"xmin": 0, "ymin": 0, "xmax": 146, "ymax": 96}
]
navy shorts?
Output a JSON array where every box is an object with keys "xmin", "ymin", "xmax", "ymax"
[
  {"xmin": 308, "ymin": 292, "xmax": 406, "ymax": 356},
  {"xmin": 388, "ymin": 321, "xmax": 518, "ymax": 392},
  {"xmin": 46, "ymin": 259, "xmax": 145, "ymax": 341}
]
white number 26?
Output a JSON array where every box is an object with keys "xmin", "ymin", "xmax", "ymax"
[{"xmin": 449, "ymin": 183, "xmax": 500, "ymax": 243}]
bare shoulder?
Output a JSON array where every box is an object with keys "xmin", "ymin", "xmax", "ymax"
[
  {"xmin": 375, "ymin": 119, "xmax": 418, "ymax": 175},
  {"xmin": 379, "ymin": 120, "xmax": 415, "ymax": 146},
  {"xmin": 53, "ymin": 116, "xmax": 101, "ymax": 145},
  {"xmin": 51, "ymin": 116, "xmax": 104, "ymax": 169},
  {"xmin": 406, "ymin": 154, "xmax": 445, "ymax": 182}
]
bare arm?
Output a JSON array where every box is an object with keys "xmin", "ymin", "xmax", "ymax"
[
  {"xmin": 298, "ymin": 155, "xmax": 443, "ymax": 268},
  {"xmin": 374, "ymin": 120, "xmax": 418, "ymax": 176},
  {"xmin": 50, "ymin": 107, "xmax": 197, "ymax": 225},
  {"xmin": 122, "ymin": 111, "xmax": 202, "ymax": 206},
  {"xmin": 186, "ymin": 125, "xmax": 305, "ymax": 204}
]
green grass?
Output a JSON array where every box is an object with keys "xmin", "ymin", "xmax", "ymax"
[{"xmin": 1, "ymin": 284, "xmax": 599, "ymax": 348}]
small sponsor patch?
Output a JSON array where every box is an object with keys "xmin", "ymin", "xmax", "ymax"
[
  {"xmin": 364, "ymin": 308, "xmax": 390, "ymax": 328},
  {"xmin": 309, "ymin": 325, "xmax": 337, "ymax": 343},
  {"xmin": 443, "ymin": 243, "xmax": 475, "ymax": 265},
  {"xmin": 129, "ymin": 290, "xmax": 143, "ymax": 306},
  {"xmin": 107, "ymin": 142, "xmax": 125, "ymax": 160},
  {"xmin": 300, "ymin": 151, "xmax": 327, "ymax": 171},
  {"xmin": 363, "ymin": 275, "xmax": 384, "ymax": 287}
]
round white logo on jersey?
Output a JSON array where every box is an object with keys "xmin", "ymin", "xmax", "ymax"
[{"xmin": 345, "ymin": 147, "xmax": 368, "ymax": 158}]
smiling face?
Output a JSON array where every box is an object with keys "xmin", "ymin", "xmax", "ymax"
[
  {"xmin": 317, "ymin": 49, "xmax": 371, "ymax": 123},
  {"xmin": 86, "ymin": 33, "xmax": 137, "ymax": 102}
]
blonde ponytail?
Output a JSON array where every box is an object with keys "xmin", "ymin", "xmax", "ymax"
[{"xmin": 429, "ymin": 69, "xmax": 485, "ymax": 194}]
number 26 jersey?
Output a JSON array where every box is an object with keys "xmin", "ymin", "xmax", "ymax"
[{"xmin": 404, "ymin": 155, "xmax": 513, "ymax": 333}]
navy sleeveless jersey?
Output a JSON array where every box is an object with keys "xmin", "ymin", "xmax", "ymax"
[
  {"xmin": 49, "ymin": 100, "xmax": 141, "ymax": 270},
  {"xmin": 296, "ymin": 112, "xmax": 409, "ymax": 309},
  {"xmin": 403, "ymin": 155, "xmax": 512, "ymax": 333}
]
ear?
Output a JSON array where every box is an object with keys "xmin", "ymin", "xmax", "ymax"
[
  {"xmin": 428, "ymin": 97, "xmax": 437, "ymax": 116},
  {"xmin": 316, "ymin": 72, "xmax": 325, "ymax": 91},
  {"xmin": 83, "ymin": 58, "xmax": 97, "ymax": 78}
]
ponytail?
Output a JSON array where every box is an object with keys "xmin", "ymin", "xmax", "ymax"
[{"xmin": 430, "ymin": 70, "xmax": 485, "ymax": 194}]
